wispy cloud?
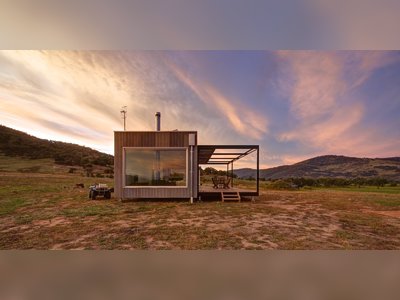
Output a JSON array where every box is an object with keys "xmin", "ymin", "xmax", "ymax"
[
  {"xmin": 0, "ymin": 51, "xmax": 131, "ymax": 147},
  {"xmin": 279, "ymin": 103, "xmax": 364, "ymax": 151},
  {"xmin": 1, "ymin": 50, "xmax": 269, "ymax": 153},
  {"xmin": 165, "ymin": 58, "xmax": 268, "ymax": 140},
  {"xmin": 277, "ymin": 51, "xmax": 345, "ymax": 119},
  {"xmin": 0, "ymin": 50, "xmax": 398, "ymax": 165},
  {"xmin": 276, "ymin": 51, "xmax": 399, "ymax": 157}
]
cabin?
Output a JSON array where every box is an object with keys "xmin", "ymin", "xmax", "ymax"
[{"xmin": 114, "ymin": 113, "xmax": 259, "ymax": 202}]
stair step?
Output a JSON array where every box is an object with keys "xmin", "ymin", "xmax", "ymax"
[{"xmin": 221, "ymin": 191, "xmax": 241, "ymax": 202}]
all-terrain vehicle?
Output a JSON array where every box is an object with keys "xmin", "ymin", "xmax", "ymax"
[{"xmin": 88, "ymin": 183, "xmax": 113, "ymax": 200}]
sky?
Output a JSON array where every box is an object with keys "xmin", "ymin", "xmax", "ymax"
[{"xmin": 0, "ymin": 50, "xmax": 399, "ymax": 168}]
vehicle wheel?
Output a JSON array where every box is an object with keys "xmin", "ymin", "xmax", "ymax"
[
  {"xmin": 91, "ymin": 191, "xmax": 97, "ymax": 200},
  {"xmin": 105, "ymin": 191, "xmax": 111, "ymax": 199}
]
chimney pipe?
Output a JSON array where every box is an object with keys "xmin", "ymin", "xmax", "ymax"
[{"xmin": 155, "ymin": 112, "xmax": 161, "ymax": 131}]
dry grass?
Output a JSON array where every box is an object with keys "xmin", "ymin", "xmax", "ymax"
[{"xmin": 1, "ymin": 172, "xmax": 400, "ymax": 249}]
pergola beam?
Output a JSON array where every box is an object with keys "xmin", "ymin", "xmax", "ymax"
[
  {"xmin": 208, "ymin": 157, "xmax": 239, "ymax": 160},
  {"xmin": 199, "ymin": 145, "xmax": 258, "ymax": 149},
  {"xmin": 198, "ymin": 145, "xmax": 259, "ymax": 165},
  {"xmin": 211, "ymin": 153, "xmax": 248, "ymax": 155}
]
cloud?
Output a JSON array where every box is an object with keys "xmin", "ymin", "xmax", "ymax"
[
  {"xmin": 276, "ymin": 51, "xmax": 399, "ymax": 157},
  {"xmin": 0, "ymin": 51, "xmax": 127, "ymax": 141},
  {"xmin": 165, "ymin": 59, "xmax": 268, "ymax": 140},
  {"xmin": 0, "ymin": 51, "xmax": 156, "ymax": 151},
  {"xmin": 1, "ymin": 50, "xmax": 261, "ymax": 153},
  {"xmin": 277, "ymin": 51, "xmax": 345, "ymax": 119},
  {"xmin": 344, "ymin": 51, "xmax": 400, "ymax": 89},
  {"xmin": 279, "ymin": 103, "xmax": 364, "ymax": 151},
  {"xmin": 0, "ymin": 50, "xmax": 398, "ymax": 165}
]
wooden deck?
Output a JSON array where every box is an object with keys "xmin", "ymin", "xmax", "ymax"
[{"xmin": 199, "ymin": 185, "xmax": 258, "ymax": 196}]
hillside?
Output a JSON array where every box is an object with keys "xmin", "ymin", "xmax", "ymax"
[
  {"xmin": 0, "ymin": 125, "xmax": 113, "ymax": 167},
  {"xmin": 234, "ymin": 155, "xmax": 400, "ymax": 181}
]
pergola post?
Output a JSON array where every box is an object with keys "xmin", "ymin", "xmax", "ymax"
[
  {"xmin": 256, "ymin": 146, "xmax": 259, "ymax": 195},
  {"xmin": 231, "ymin": 161, "xmax": 234, "ymax": 188}
]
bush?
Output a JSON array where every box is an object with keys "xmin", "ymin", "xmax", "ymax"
[
  {"xmin": 268, "ymin": 179, "xmax": 296, "ymax": 190},
  {"xmin": 301, "ymin": 186, "xmax": 313, "ymax": 190},
  {"xmin": 17, "ymin": 166, "xmax": 41, "ymax": 173}
]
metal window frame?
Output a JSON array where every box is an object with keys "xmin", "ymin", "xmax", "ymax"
[{"xmin": 123, "ymin": 147, "xmax": 189, "ymax": 188}]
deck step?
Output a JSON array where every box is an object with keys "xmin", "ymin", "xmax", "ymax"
[{"xmin": 221, "ymin": 191, "xmax": 241, "ymax": 202}]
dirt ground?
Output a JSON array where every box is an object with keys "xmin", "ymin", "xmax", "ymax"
[{"xmin": 1, "ymin": 173, "xmax": 400, "ymax": 249}]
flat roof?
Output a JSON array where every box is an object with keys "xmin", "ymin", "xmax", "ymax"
[
  {"xmin": 114, "ymin": 130, "xmax": 197, "ymax": 133},
  {"xmin": 198, "ymin": 145, "xmax": 259, "ymax": 164}
]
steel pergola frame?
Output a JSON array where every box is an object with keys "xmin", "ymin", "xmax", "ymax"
[{"xmin": 197, "ymin": 145, "xmax": 260, "ymax": 195}]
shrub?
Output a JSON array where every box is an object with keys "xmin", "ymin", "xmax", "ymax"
[{"xmin": 268, "ymin": 179, "xmax": 295, "ymax": 190}]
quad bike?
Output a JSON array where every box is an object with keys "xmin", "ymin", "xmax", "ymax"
[{"xmin": 88, "ymin": 183, "xmax": 113, "ymax": 200}]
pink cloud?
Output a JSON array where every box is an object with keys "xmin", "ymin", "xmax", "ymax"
[
  {"xmin": 166, "ymin": 60, "xmax": 268, "ymax": 140},
  {"xmin": 276, "ymin": 51, "xmax": 398, "ymax": 158},
  {"xmin": 280, "ymin": 103, "xmax": 364, "ymax": 151},
  {"xmin": 277, "ymin": 51, "xmax": 346, "ymax": 119}
]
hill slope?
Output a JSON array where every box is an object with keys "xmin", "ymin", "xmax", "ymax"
[
  {"xmin": 0, "ymin": 125, "xmax": 113, "ymax": 167},
  {"xmin": 235, "ymin": 155, "xmax": 400, "ymax": 181}
]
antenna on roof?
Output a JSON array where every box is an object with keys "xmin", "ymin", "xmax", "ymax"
[{"xmin": 120, "ymin": 106, "xmax": 127, "ymax": 131}]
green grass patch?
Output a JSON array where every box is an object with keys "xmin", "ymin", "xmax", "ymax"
[
  {"xmin": 0, "ymin": 198, "xmax": 28, "ymax": 215},
  {"xmin": 366, "ymin": 198, "xmax": 400, "ymax": 208},
  {"xmin": 1, "ymin": 172, "xmax": 400, "ymax": 249},
  {"xmin": 0, "ymin": 154, "xmax": 55, "ymax": 173},
  {"xmin": 15, "ymin": 214, "xmax": 34, "ymax": 224},
  {"xmin": 315, "ymin": 186, "xmax": 400, "ymax": 194},
  {"xmin": 62, "ymin": 205, "xmax": 118, "ymax": 217},
  {"xmin": 338, "ymin": 212, "xmax": 398, "ymax": 236}
]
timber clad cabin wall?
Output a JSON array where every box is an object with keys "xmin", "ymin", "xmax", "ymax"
[{"xmin": 114, "ymin": 131, "xmax": 198, "ymax": 199}]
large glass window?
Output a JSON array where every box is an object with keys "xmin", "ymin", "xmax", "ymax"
[{"xmin": 124, "ymin": 148, "xmax": 187, "ymax": 187}]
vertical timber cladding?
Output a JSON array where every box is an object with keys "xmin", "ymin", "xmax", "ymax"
[{"xmin": 114, "ymin": 131, "xmax": 198, "ymax": 199}]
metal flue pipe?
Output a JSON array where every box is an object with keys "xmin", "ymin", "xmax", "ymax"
[{"xmin": 155, "ymin": 112, "xmax": 161, "ymax": 131}]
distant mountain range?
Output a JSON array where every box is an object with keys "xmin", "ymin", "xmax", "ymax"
[
  {"xmin": 0, "ymin": 125, "xmax": 113, "ymax": 167},
  {"xmin": 1, "ymin": 125, "xmax": 399, "ymax": 180},
  {"xmin": 234, "ymin": 155, "xmax": 400, "ymax": 181}
]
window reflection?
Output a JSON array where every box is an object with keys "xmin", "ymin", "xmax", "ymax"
[{"xmin": 125, "ymin": 148, "xmax": 187, "ymax": 186}]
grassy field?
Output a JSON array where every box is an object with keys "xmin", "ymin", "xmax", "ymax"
[
  {"xmin": 0, "ymin": 154, "xmax": 56, "ymax": 173},
  {"xmin": 312, "ymin": 186, "xmax": 400, "ymax": 194},
  {"xmin": 1, "ymin": 172, "xmax": 400, "ymax": 249}
]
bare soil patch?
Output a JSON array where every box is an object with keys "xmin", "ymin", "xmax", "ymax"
[
  {"xmin": 362, "ymin": 209, "xmax": 400, "ymax": 218},
  {"xmin": 1, "ymin": 173, "xmax": 400, "ymax": 249}
]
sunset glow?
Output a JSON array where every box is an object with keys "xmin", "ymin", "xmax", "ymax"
[{"xmin": 0, "ymin": 50, "xmax": 399, "ymax": 167}]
